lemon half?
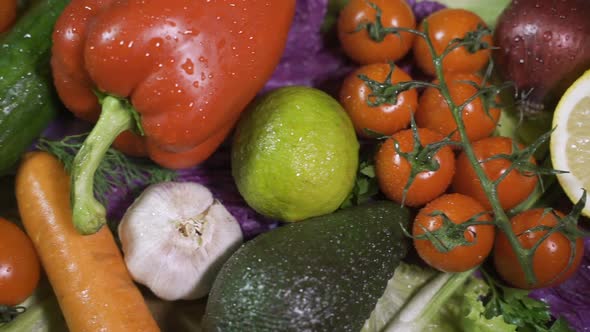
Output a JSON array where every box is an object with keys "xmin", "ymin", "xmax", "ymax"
[{"xmin": 550, "ymin": 70, "xmax": 590, "ymax": 216}]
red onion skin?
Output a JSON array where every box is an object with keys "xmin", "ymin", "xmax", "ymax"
[{"xmin": 493, "ymin": 0, "xmax": 590, "ymax": 116}]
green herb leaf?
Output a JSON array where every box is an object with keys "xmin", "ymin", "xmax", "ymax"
[
  {"xmin": 549, "ymin": 317, "xmax": 575, "ymax": 332},
  {"xmin": 36, "ymin": 134, "xmax": 177, "ymax": 210},
  {"xmin": 481, "ymin": 269, "xmax": 574, "ymax": 332},
  {"xmin": 499, "ymin": 287, "xmax": 551, "ymax": 329},
  {"xmin": 340, "ymin": 152, "xmax": 379, "ymax": 208}
]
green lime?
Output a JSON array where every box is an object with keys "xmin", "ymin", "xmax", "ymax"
[{"xmin": 231, "ymin": 86, "xmax": 359, "ymax": 222}]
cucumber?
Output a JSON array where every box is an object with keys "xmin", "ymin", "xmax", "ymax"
[
  {"xmin": 202, "ymin": 201, "xmax": 410, "ymax": 332},
  {"xmin": 0, "ymin": 0, "xmax": 69, "ymax": 175}
]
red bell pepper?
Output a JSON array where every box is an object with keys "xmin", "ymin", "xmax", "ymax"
[{"xmin": 51, "ymin": 0, "xmax": 296, "ymax": 234}]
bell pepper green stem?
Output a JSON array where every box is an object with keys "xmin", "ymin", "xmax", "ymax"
[{"xmin": 70, "ymin": 95, "xmax": 135, "ymax": 235}]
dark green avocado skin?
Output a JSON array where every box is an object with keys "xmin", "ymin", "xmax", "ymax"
[{"xmin": 202, "ymin": 201, "xmax": 410, "ymax": 332}]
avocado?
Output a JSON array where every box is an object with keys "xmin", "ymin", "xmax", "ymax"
[{"xmin": 202, "ymin": 201, "xmax": 410, "ymax": 331}]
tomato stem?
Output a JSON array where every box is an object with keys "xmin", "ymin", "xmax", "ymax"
[
  {"xmin": 70, "ymin": 95, "xmax": 136, "ymax": 235},
  {"xmin": 367, "ymin": 0, "xmax": 567, "ymax": 289},
  {"xmin": 436, "ymin": 74, "xmax": 536, "ymax": 283},
  {"xmin": 423, "ymin": 31, "xmax": 537, "ymax": 284}
]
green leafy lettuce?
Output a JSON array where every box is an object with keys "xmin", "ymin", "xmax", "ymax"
[{"xmin": 362, "ymin": 263, "xmax": 573, "ymax": 332}]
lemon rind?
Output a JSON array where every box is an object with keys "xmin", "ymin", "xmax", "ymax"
[{"xmin": 550, "ymin": 69, "xmax": 590, "ymax": 216}]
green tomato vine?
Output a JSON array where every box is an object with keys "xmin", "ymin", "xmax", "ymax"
[{"xmin": 357, "ymin": 1, "xmax": 587, "ymax": 286}]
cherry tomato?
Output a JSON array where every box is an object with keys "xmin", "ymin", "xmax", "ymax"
[
  {"xmin": 340, "ymin": 63, "xmax": 418, "ymax": 137},
  {"xmin": 415, "ymin": 73, "xmax": 500, "ymax": 142},
  {"xmin": 494, "ymin": 208, "xmax": 584, "ymax": 289},
  {"xmin": 413, "ymin": 193, "xmax": 494, "ymax": 272},
  {"xmin": 337, "ymin": 0, "xmax": 416, "ymax": 64},
  {"xmin": 0, "ymin": 217, "xmax": 41, "ymax": 306},
  {"xmin": 452, "ymin": 136, "xmax": 538, "ymax": 211},
  {"xmin": 0, "ymin": 0, "xmax": 17, "ymax": 33},
  {"xmin": 413, "ymin": 8, "xmax": 492, "ymax": 76},
  {"xmin": 375, "ymin": 128, "xmax": 455, "ymax": 207}
]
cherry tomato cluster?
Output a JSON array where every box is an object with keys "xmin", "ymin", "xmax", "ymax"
[{"xmin": 337, "ymin": 0, "xmax": 584, "ymax": 289}]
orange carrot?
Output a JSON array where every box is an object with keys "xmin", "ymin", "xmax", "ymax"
[{"xmin": 15, "ymin": 152, "xmax": 160, "ymax": 332}]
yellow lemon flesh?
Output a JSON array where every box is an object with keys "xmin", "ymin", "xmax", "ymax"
[{"xmin": 550, "ymin": 70, "xmax": 590, "ymax": 216}]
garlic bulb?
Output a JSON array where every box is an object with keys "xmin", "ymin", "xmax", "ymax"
[{"xmin": 118, "ymin": 181, "xmax": 243, "ymax": 301}]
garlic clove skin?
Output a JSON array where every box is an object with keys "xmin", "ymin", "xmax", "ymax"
[{"xmin": 118, "ymin": 181, "xmax": 243, "ymax": 301}]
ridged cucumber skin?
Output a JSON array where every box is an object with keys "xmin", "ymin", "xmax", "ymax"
[
  {"xmin": 0, "ymin": 0, "xmax": 69, "ymax": 175},
  {"xmin": 203, "ymin": 201, "xmax": 410, "ymax": 332}
]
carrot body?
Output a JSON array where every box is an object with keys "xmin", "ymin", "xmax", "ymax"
[{"xmin": 15, "ymin": 152, "xmax": 160, "ymax": 332}]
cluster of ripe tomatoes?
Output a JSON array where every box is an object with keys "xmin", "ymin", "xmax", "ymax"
[{"xmin": 334, "ymin": 0, "xmax": 583, "ymax": 289}]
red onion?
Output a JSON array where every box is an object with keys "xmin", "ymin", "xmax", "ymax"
[{"xmin": 493, "ymin": 0, "xmax": 590, "ymax": 117}]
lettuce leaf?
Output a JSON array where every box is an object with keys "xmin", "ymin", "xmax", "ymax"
[
  {"xmin": 363, "ymin": 263, "xmax": 571, "ymax": 332},
  {"xmin": 362, "ymin": 263, "xmax": 477, "ymax": 332},
  {"xmin": 362, "ymin": 263, "xmax": 438, "ymax": 331},
  {"xmin": 460, "ymin": 280, "xmax": 517, "ymax": 332}
]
